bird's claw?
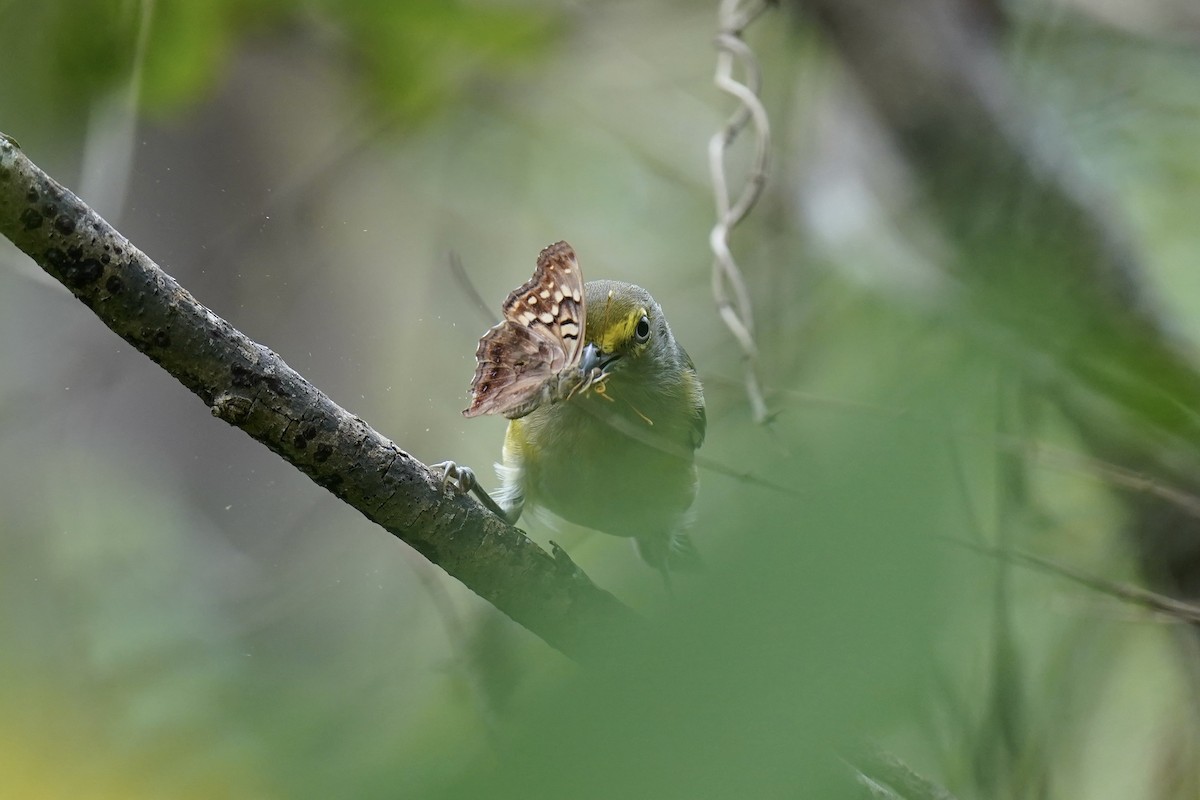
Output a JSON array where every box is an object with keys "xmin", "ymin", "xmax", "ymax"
[
  {"xmin": 431, "ymin": 460, "xmax": 516, "ymax": 522},
  {"xmin": 431, "ymin": 461, "xmax": 476, "ymax": 496}
]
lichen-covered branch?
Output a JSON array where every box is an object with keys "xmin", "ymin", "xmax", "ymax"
[{"xmin": 0, "ymin": 135, "xmax": 638, "ymax": 662}]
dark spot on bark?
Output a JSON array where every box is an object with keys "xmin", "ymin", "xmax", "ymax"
[
  {"xmin": 152, "ymin": 330, "xmax": 170, "ymax": 348},
  {"xmin": 42, "ymin": 203, "xmax": 56, "ymax": 217},
  {"xmin": 0, "ymin": 164, "xmax": 10, "ymax": 182},
  {"xmin": 301, "ymin": 425, "xmax": 318, "ymax": 440},
  {"xmin": 230, "ymin": 363, "xmax": 255, "ymax": 388},
  {"xmin": 54, "ymin": 215, "xmax": 75, "ymax": 235},
  {"xmin": 293, "ymin": 434, "xmax": 308, "ymax": 449},
  {"xmin": 105, "ymin": 275, "xmax": 123, "ymax": 294},
  {"xmin": 100, "ymin": 254, "xmax": 110, "ymax": 264},
  {"xmin": 66, "ymin": 244, "xmax": 83, "ymax": 261},
  {"xmin": 44, "ymin": 248, "xmax": 66, "ymax": 271},
  {"xmin": 20, "ymin": 208, "xmax": 42, "ymax": 230},
  {"xmin": 61, "ymin": 258, "xmax": 103, "ymax": 288},
  {"xmin": 317, "ymin": 472, "xmax": 344, "ymax": 492},
  {"xmin": 314, "ymin": 444, "xmax": 333, "ymax": 463},
  {"xmin": 25, "ymin": 188, "xmax": 37, "ymax": 203}
]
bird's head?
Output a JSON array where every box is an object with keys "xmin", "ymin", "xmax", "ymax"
[{"xmin": 580, "ymin": 281, "xmax": 678, "ymax": 384}]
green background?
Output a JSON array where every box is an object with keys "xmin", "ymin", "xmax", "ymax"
[{"xmin": 1, "ymin": 1, "xmax": 1199, "ymax": 797}]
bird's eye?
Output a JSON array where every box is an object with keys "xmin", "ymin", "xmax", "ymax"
[{"xmin": 634, "ymin": 315, "xmax": 651, "ymax": 343}]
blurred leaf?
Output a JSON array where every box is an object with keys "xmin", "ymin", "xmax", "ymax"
[{"xmin": 329, "ymin": 0, "xmax": 561, "ymax": 121}]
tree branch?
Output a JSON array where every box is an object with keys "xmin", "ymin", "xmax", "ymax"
[{"xmin": 0, "ymin": 135, "xmax": 638, "ymax": 662}]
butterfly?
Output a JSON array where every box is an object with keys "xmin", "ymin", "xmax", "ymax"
[{"xmin": 463, "ymin": 241, "xmax": 600, "ymax": 419}]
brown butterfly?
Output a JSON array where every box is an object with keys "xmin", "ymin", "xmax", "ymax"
[{"xmin": 463, "ymin": 241, "xmax": 600, "ymax": 419}]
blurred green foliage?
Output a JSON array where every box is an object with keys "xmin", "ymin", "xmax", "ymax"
[
  {"xmin": 2, "ymin": 1, "xmax": 1200, "ymax": 798},
  {"xmin": 0, "ymin": 0, "xmax": 556, "ymax": 132}
]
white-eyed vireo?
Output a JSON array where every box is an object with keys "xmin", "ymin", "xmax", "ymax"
[{"xmin": 437, "ymin": 241, "xmax": 705, "ymax": 578}]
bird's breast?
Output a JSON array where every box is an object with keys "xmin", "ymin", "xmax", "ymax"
[{"xmin": 516, "ymin": 395, "xmax": 697, "ymax": 539}]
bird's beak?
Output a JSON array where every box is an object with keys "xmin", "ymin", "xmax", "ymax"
[{"xmin": 580, "ymin": 342, "xmax": 619, "ymax": 375}]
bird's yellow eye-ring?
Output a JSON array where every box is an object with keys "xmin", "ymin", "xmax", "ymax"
[{"xmin": 634, "ymin": 315, "xmax": 651, "ymax": 343}]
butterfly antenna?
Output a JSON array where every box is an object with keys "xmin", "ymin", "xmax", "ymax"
[{"xmin": 448, "ymin": 250, "xmax": 499, "ymax": 327}]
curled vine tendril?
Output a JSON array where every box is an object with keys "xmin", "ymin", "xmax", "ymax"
[{"xmin": 709, "ymin": 0, "xmax": 774, "ymax": 424}]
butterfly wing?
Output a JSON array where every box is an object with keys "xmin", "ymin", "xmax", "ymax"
[
  {"xmin": 463, "ymin": 321, "xmax": 563, "ymax": 418},
  {"xmin": 463, "ymin": 242, "xmax": 587, "ymax": 418},
  {"xmin": 500, "ymin": 240, "xmax": 585, "ymax": 372}
]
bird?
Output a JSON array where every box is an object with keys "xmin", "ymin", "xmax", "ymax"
[{"xmin": 436, "ymin": 241, "xmax": 706, "ymax": 579}]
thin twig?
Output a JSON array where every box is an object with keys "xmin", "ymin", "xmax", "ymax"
[
  {"xmin": 1009, "ymin": 438, "xmax": 1200, "ymax": 521},
  {"xmin": 947, "ymin": 536, "xmax": 1200, "ymax": 625},
  {"xmin": 714, "ymin": 372, "xmax": 1200, "ymax": 522},
  {"xmin": 847, "ymin": 746, "xmax": 960, "ymax": 800}
]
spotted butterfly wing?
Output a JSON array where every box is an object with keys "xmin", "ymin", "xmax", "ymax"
[{"xmin": 463, "ymin": 241, "xmax": 586, "ymax": 419}]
